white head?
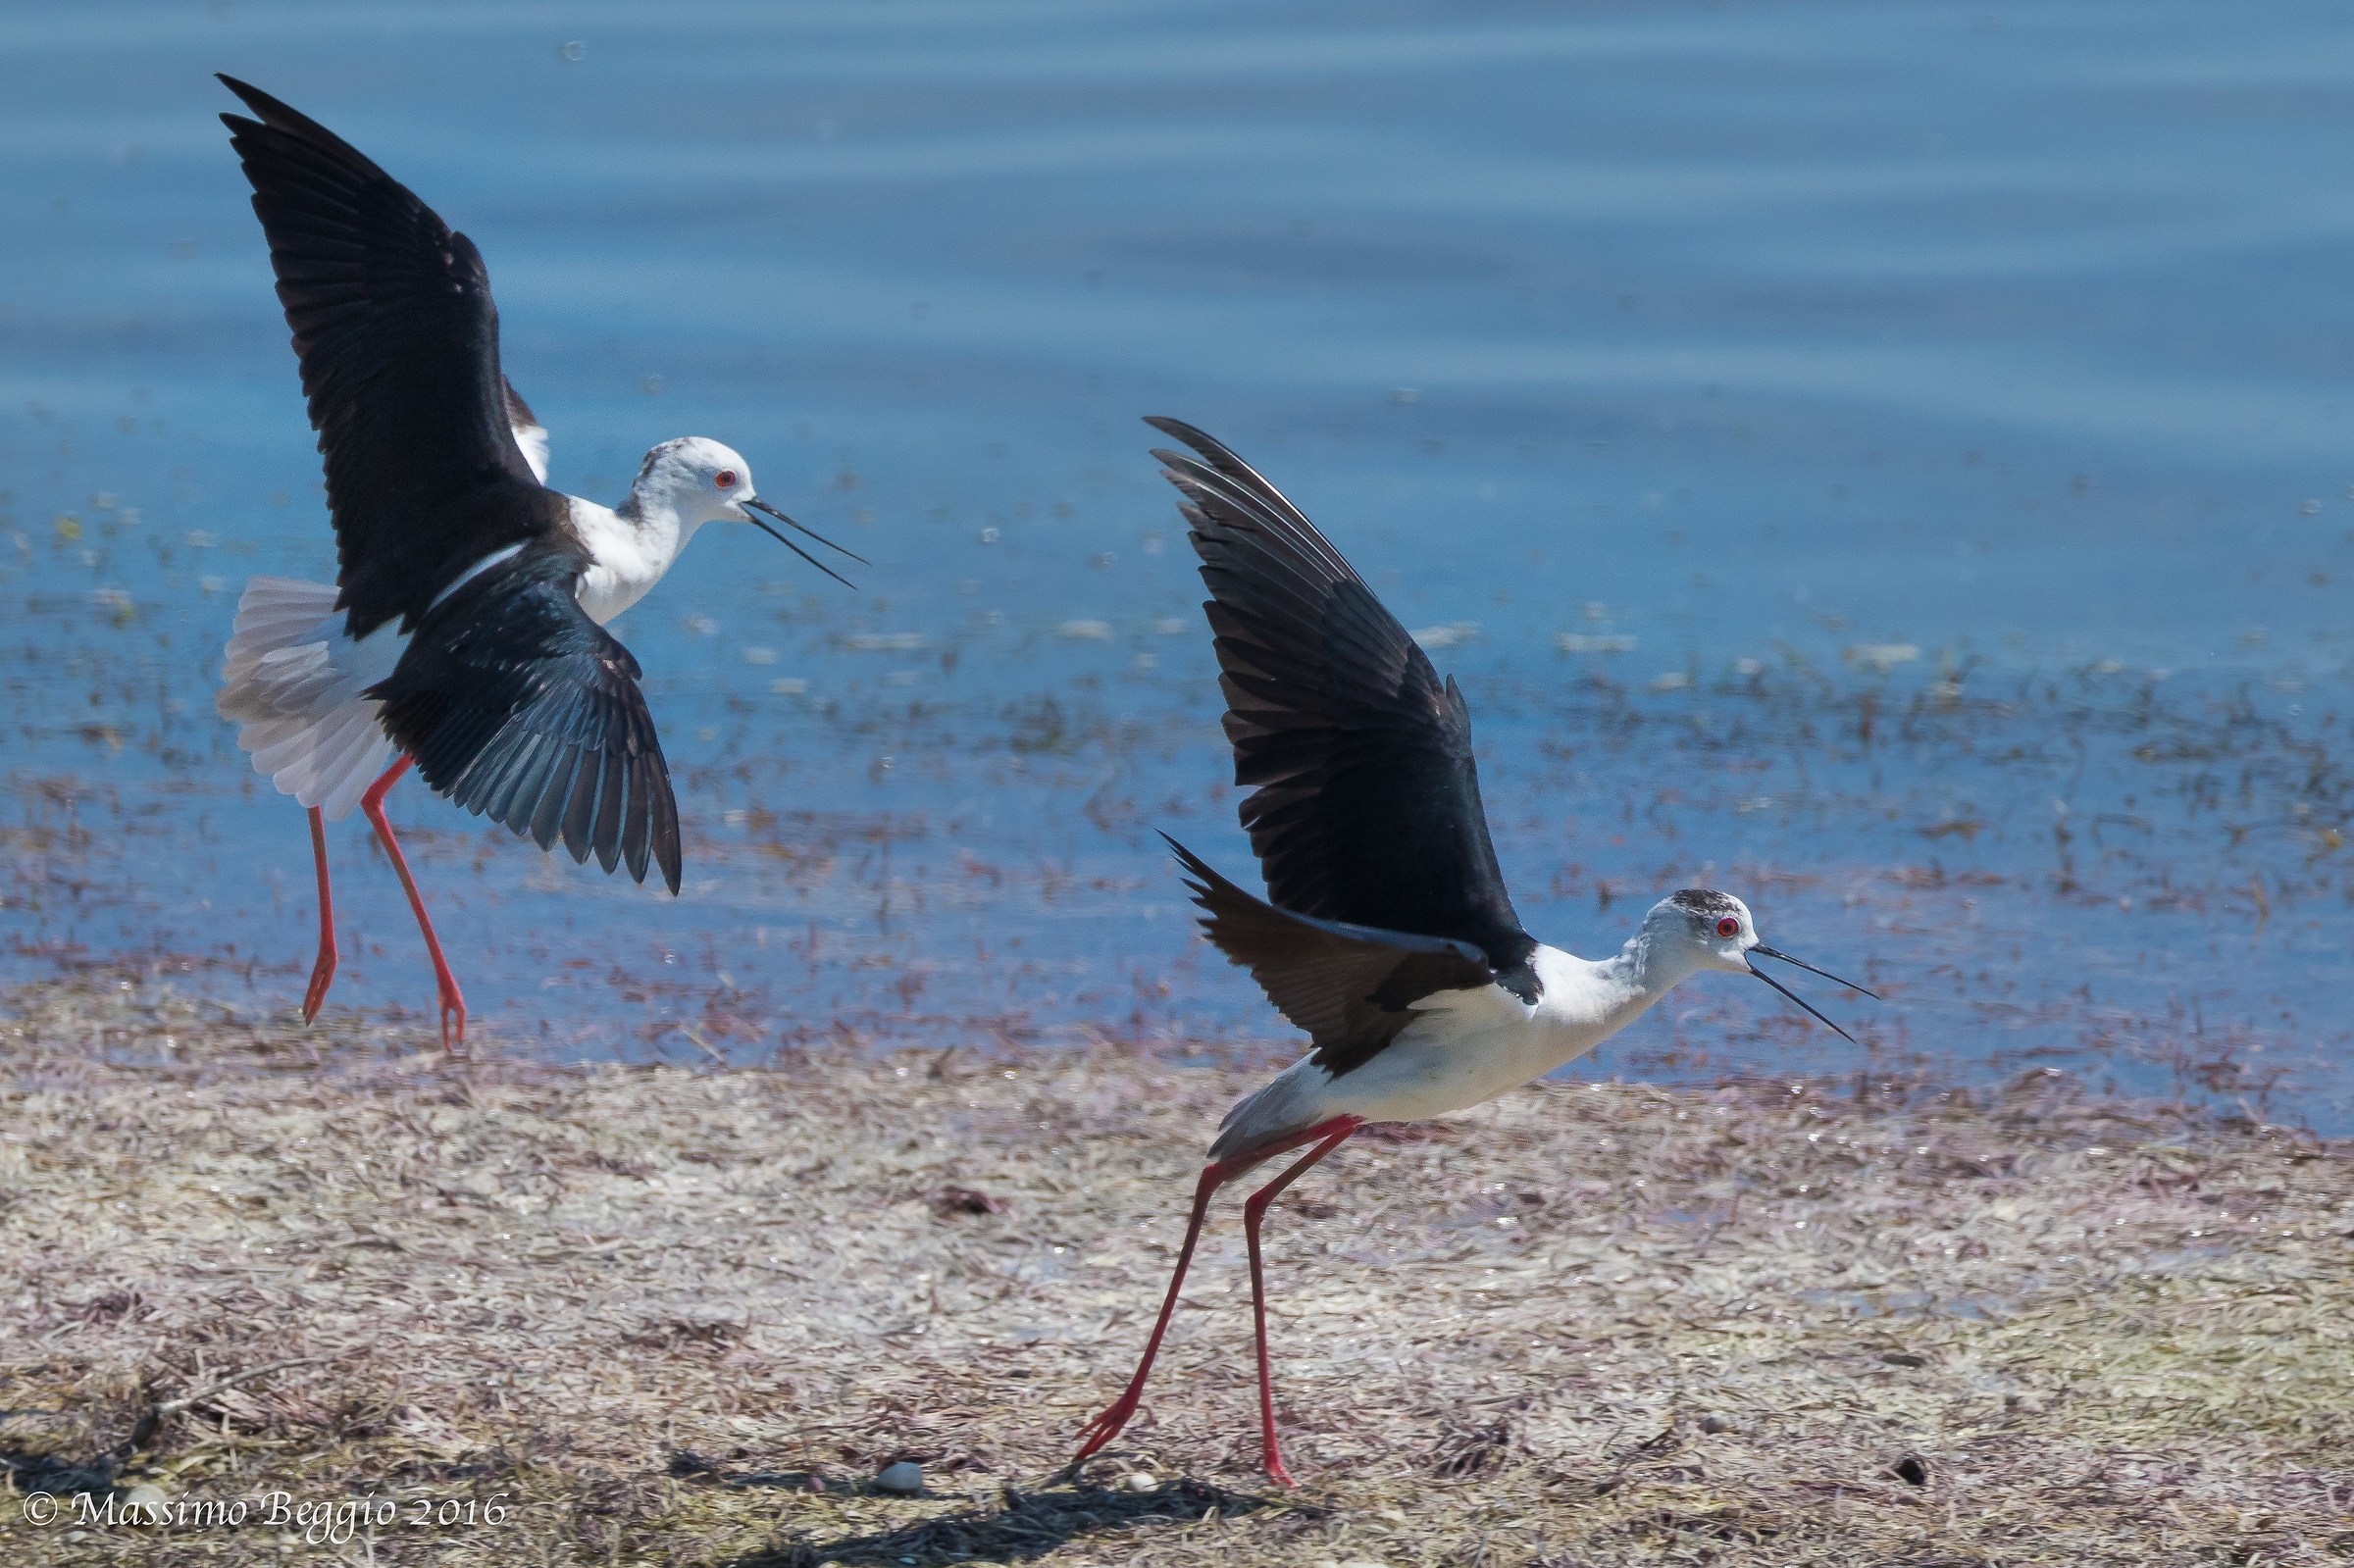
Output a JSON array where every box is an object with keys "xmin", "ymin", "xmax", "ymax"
[
  {"xmin": 627, "ymin": 436, "xmax": 763, "ymax": 530},
  {"xmin": 1638, "ymin": 888, "xmax": 1758, "ymax": 976},
  {"xmin": 621, "ymin": 435, "xmax": 863, "ymax": 585},
  {"xmin": 1634, "ymin": 888, "xmax": 1873, "ymax": 1039}
]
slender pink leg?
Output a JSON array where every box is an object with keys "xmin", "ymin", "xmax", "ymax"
[
  {"xmin": 1241, "ymin": 1124, "xmax": 1357, "ymax": 1488},
  {"xmin": 1072, "ymin": 1115, "xmax": 1362, "ymax": 1472},
  {"xmin": 300, "ymin": 807, "xmax": 338, "ymax": 1024},
  {"xmin": 358, "ymin": 756, "xmax": 467, "ymax": 1051}
]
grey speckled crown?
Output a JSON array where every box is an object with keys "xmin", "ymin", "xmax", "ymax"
[{"xmin": 1666, "ymin": 888, "xmax": 1742, "ymax": 918}]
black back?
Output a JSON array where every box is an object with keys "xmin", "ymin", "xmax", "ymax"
[
  {"xmin": 1151, "ymin": 417, "xmax": 1537, "ymax": 995},
  {"xmin": 219, "ymin": 76, "xmax": 560, "ymax": 637}
]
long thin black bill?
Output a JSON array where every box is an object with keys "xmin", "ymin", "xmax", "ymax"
[
  {"xmin": 1750, "ymin": 944, "xmax": 1879, "ymax": 999},
  {"xmin": 746, "ymin": 497, "xmax": 869, "ymax": 564},
  {"xmin": 747, "ymin": 516, "xmax": 856, "ymax": 588},
  {"xmin": 1747, "ymin": 962, "xmax": 1858, "ymax": 1045}
]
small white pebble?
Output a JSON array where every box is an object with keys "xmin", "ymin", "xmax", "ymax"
[
  {"xmin": 1121, "ymin": 1470, "xmax": 1157, "ymax": 1492},
  {"xmin": 875, "ymin": 1460, "xmax": 923, "ymax": 1494},
  {"xmin": 119, "ymin": 1483, "xmax": 168, "ymax": 1519}
]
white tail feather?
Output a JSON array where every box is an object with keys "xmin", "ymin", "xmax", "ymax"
[{"xmin": 217, "ymin": 577, "xmax": 404, "ymax": 820}]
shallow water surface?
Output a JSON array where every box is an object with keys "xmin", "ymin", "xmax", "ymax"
[{"xmin": 4, "ymin": 1, "xmax": 2354, "ymax": 1127}]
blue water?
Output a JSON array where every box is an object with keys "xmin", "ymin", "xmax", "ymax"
[{"xmin": 4, "ymin": 1, "xmax": 2354, "ymax": 1126}]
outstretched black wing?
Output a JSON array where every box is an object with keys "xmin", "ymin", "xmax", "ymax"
[
  {"xmin": 368, "ymin": 547, "xmax": 682, "ymax": 894},
  {"xmin": 1150, "ymin": 416, "xmax": 1537, "ymax": 996},
  {"xmin": 220, "ymin": 76, "xmax": 559, "ymax": 637},
  {"xmin": 1166, "ymin": 835, "xmax": 1496, "ymax": 1075}
]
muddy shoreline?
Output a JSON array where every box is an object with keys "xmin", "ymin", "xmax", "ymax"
[{"xmin": 0, "ymin": 975, "xmax": 2347, "ymax": 1564}]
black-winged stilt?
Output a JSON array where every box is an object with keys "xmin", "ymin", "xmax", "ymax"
[
  {"xmin": 210, "ymin": 76, "xmax": 860, "ymax": 1049},
  {"xmin": 1073, "ymin": 418, "xmax": 1875, "ymax": 1486}
]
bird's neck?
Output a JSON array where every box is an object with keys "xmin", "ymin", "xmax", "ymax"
[
  {"xmin": 614, "ymin": 483, "xmax": 718, "ymax": 556},
  {"xmin": 573, "ymin": 492, "xmax": 706, "ymax": 626},
  {"xmin": 1577, "ymin": 928, "xmax": 1705, "ymax": 1028}
]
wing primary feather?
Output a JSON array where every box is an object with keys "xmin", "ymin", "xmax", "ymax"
[
  {"xmin": 591, "ymin": 748, "xmax": 627, "ymax": 874},
  {"xmin": 529, "ymin": 746, "xmax": 582, "ymax": 851},
  {"xmin": 621, "ymin": 754, "xmax": 653, "ymax": 885},
  {"xmin": 649, "ymin": 752, "xmax": 683, "ymax": 895},
  {"xmin": 559, "ymin": 742, "xmax": 602, "ymax": 862}
]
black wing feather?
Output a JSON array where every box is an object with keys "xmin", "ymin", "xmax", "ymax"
[
  {"xmin": 218, "ymin": 76, "xmax": 557, "ymax": 637},
  {"xmin": 1149, "ymin": 416, "xmax": 1537, "ymax": 996},
  {"xmin": 1166, "ymin": 835, "xmax": 1496, "ymax": 1075},
  {"xmin": 368, "ymin": 548, "xmax": 683, "ymax": 894}
]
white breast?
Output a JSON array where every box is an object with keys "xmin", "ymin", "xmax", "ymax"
[
  {"xmin": 569, "ymin": 495, "xmax": 683, "ymax": 627},
  {"xmin": 1209, "ymin": 943, "xmax": 1663, "ymax": 1157}
]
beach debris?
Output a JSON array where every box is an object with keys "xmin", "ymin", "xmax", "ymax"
[
  {"xmin": 2, "ymin": 990, "xmax": 2345, "ymax": 1563},
  {"xmin": 1427, "ymin": 1409, "xmax": 1515, "ymax": 1476},
  {"xmin": 1845, "ymin": 641, "xmax": 1920, "ymax": 674},
  {"xmin": 116, "ymin": 1483, "xmax": 168, "ymax": 1521},
  {"xmin": 932, "ymin": 1185, "xmax": 1007, "ymax": 1217},
  {"xmin": 875, "ymin": 1460, "xmax": 924, "ymax": 1494},
  {"xmin": 124, "ymin": 1354, "xmax": 334, "ymax": 1453}
]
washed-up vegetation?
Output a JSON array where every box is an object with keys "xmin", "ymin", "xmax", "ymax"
[{"xmin": 2, "ymin": 973, "xmax": 2347, "ymax": 1565}]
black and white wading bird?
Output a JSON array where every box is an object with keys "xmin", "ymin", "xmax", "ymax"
[
  {"xmin": 1072, "ymin": 418, "xmax": 1875, "ymax": 1486},
  {"xmin": 211, "ymin": 77, "xmax": 860, "ymax": 1048}
]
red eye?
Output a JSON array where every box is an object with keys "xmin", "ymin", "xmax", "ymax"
[
  {"xmin": 1716, "ymin": 916, "xmax": 1740, "ymax": 937},
  {"xmin": 713, "ymin": 470, "xmax": 739, "ymax": 489}
]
